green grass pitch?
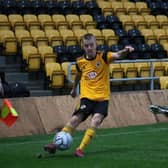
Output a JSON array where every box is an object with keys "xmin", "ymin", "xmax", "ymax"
[{"xmin": 1, "ymin": 122, "xmax": 168, "ymax": 168}]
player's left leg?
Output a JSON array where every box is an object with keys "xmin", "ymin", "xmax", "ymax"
[{"xmin": 75, "ymin": 113, "xmax": 105, "ymax": 157}]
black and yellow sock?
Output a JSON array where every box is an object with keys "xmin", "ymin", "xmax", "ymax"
[
  {"xmin": 78, "ymin": 127, "xmax": 96, "ymax": 151},
  {"xmin": 61, "ymin": 125, "xmax": 74, "ymax": 135}
]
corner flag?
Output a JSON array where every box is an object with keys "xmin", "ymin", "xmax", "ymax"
[{"xmin": 0, "ymin": 99, "xmax": 18, "ymax": 127}]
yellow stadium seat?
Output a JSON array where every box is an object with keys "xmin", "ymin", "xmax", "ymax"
[
  {"xmin": 97, "ymin": 1, "xmax": 113, "ymax": 16},
  {"xmin": 15, "ymin": 29, "xmax": 33, "ymax": 47},
  {"xmin": 120, "ymin": 63, "xmax": 138, "ymax": 84},
  {"xmin": 111, "ymin": 2, "xmax": 126, "ymax": 16},
  {"xmin": 101, "ymin": 29, "xmax": 118, "ymax": 46},
  {"xmin": 73, "ymin": 28, "xmax": 88, "ymax": 44},
  {"xmin": 152, "ymin": 29, "xmax": 168, "ymax": 44},
  {"xmin": 134, "ymin": 62, "xmax": 150, "ymax": 83},
  {"xmin": 66, "ymin": 14, "xmax": 83, "ymax": 30},
  {"xmin": 52, "ymin": 14, "xmax": 69, "ymax": 30},
  {"xmin": 123, "ymin": 2, "xmax": 138, "ymax": 15},
  {"xmin": 38, "ymin": 45, "xmax": 56, "ymax": 65},
  {"xmin": 135, "ymin": 2, "xmax": 150, "ymax": 15},
  {"xmin": 45, "ymin": 29, "xmax": 63, "ymax": 47},
  {"xmin": 45, "ymin": 62, "xmax": 64, "ymax": 88},
  {"xmin": 30, "ymin": 29, "xmax": 48, "ymax": 47},
  {"xmin": 23, "ymin": 14, "xmax": 41, "ymax": 30},
  {"xmin": 0, "ymin": 30, "xmax": 17, "ymax": 55},
  {"xmin": 118, "ymin": 15, "xmax": 135, "ymax": 31},
  {"xmin": 59, "ymin": 29, "xmax": 78, "ymax": 46},
  {"xmin": 153, "ymin": 62, "xmax": 165, "ymax": 77},
  {"xmin": 131, "ymin": 15, "xmax": 147, "ymax": 29},
  {"xmin": 8, "ymin": 14, "xmax": 26, "ymax": 30},
  {"xmin": 159, "ymin": 76, "xmax": 168, "ymax": 89},
  {"xmin": 87, "ymin": 28, "xmax": 105, "ymax": 45},
  {"xmin": 140, "ymin": 28, "xmax": 157, "ymax": 45},
  {"xmin": 79, "ymin": 14, "xmax": 96, "ymax": 29},
  {"xmin": 156, "ymin": 15, "xmax": 168, "ymax": 29},
  {"xmin": 38, "ymin": 14, "xmax": 55, "ymax": 30},
  {"xmin": 143, "ymin": 15, "xmax": 159, "ymax": 29},
  {"xmin": 22, "ymin": 45, "xmax": 41, "ymax": 71},
  {"xmin": 0, "ymin": 14, "xmax": 11, "ymax": 30},
  {"xmin": 109, "ymin": 63, "xmax": 124, "ymax": 85}
]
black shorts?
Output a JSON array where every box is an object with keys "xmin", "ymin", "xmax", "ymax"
[{"xmin": 73, "ymin": 98, "xmax": 109, "ymax": 122}]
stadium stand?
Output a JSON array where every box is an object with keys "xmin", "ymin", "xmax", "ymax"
[{"xmin": 1, "ymin": 0, "xmax": 168, "ymax": 97}]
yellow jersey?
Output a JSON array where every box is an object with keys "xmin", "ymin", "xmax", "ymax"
[{"xmin": 76, "ymin": 51, "xmax": 113, "ymax": 101}]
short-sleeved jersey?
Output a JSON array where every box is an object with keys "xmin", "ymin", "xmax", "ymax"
[{"xmin": 76, "ymin": 51, "xmax": 113, "ymax": 101}]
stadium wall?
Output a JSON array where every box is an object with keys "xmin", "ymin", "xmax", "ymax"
[{"xmin": 0, "ymin": 90, "xmax": 168, "ymax": 138}]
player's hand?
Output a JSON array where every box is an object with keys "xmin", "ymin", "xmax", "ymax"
[
  {"xmin": 70, "ymin": 88, "xmax": 77, "ymax": 98},
  {"xmin": 124, "ymin": 45, "xmax": 134, "ymax": 52}
]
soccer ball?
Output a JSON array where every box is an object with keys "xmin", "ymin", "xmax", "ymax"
[{"xmin": 53, "ymin": 131, "xmax": 73, "ymax": 151}]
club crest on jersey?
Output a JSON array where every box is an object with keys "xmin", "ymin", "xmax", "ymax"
[
  {"xmin": 87, "ymin": 71, "xmax": 97, "ymax": 79},
  {"xmin": 96, "ymin": 61, "xmax": 101, "ymax": 68}
]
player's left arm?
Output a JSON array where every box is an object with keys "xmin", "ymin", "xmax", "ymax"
[{"xmin": 111, "ymin": 45, "xmax": 134, "ymax": 60}]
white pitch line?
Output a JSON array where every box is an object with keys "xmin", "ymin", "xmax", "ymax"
[{"xmin": 0, "ymin": 127, "xmax": 168, "ymax": 147}]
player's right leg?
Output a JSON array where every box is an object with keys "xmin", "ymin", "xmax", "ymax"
[{"xmin": 44, "ymin": 114, "xmax": 83, "ymax": 154}]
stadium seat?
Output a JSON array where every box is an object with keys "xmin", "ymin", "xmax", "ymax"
[
  {"xmin": 85, "ymin": 0, "xmax": 101, "ymax": 16},
  {"xmin": 140, "ymin": 28, "xmax": 157, "ymax": 45},
  {"xmin": 17, "ymin": 0, "xmax": 32, "ymax": 15},
  {"xmin": 159, "ymin": 76, "xmax": 168, "ymax": 89},
  {"xmin": 71, "ymin": 0, "xmax": 88, "ymax": 15},
  {"xmin": 45, "ymin": 29, "xmax": 63, "ymax": 47},
  {"xmin": 120, "ymin": 63, "xmax": 138, "ymax": 84},
  {"xmin": 67, "ymin": 45, "xmax": 83, "ymax": 62},
  {"xmin": 53, "ymin": 45, "xmax": 68, "ymax": 63},
  {"xmin": 0, "ymin": 14, "xmax": 11, "ymax": 30},
  {"xmin": 79, "ymin": 14, "xmax": 96, "ymax": 29},
  {"xmin": 111, "ymin": 1, "xmax": 126, "ymax": 16},
  {"xmin": 135, "ymin": 2, "xmax": 150, "ymax": 15},
  {"xmin": 45, "ymin": 62, "xmax": 64, "ymax": 88},
  {"xmin": 93, "ymin": 14, "xmax": 108, "ymax": 29},
  {"xmin": 52, "ymin": 14, "xmax": 69, "ymax": 30},
  {"xmin": 38, "ymin": 45, "xmax": 56, "ymax": 65},
  {"xmin": 59, "ymin": 29, "xmax": 78, "ymax": 46},
  {"xmin": 152, "ymin": 28, "xmax": 168, "ymax": 44},
  {"xmin": 118, "ymin": 15, "xmax": 135, "ymax": 31},
  {"xmin": 38, "ymin": 14, "xmax": 55, "ymax": 30},
  {"xmin": 66, "ymin": 14, "xmax": 83, "ymax": 30},
  {"xmin": 15, "ymin": 29, "xmax": 33, "ymax": 47},
  {"xmin": 30, "ymin": 29, "xmax": 48, "ymax": 47},
  {"xmin": 31, "ymin": 0, "xmax": 46, "ymax": 15},
  {"xmin": 8, "ymin": 14, "xmax": 26, "ymax": 30},
  {"xmin": 106, "ymin": 15, "xmax": 123, "ymax": 30},
  {"xmin": 137, "ymin": 43, "xmax": 151, "ymax": 59},
  {"xmin": 153, "ymin": 62, "xmax": 165, "ymax": 77},
  {"xmin": 131, "ymin": 15, "xmax": 147, "ymax": 29},
  {"xmin": 109, "ymin": 63, "xmax": 124, "ymax": 85},
  {"xmin": 97, "ymin": 1, "xmax": 113, "ymax": 16},
  {"xmin": 150, "ymin": 43, "xmax": 167, "ymax": 59},
  {"xmin": 102, "ymin": 29, "xmax": 119, "ymax": 46},
  {"xmin": 73, "ymin": 28, "xmax": 88, "ymax": 44},
  {"xmin": 143, "ymin": 15, "xmax": 159, "ymax": 30},
  {"xmin": 156, "ymin": 15, "xmax": 168, "ymax": 29},
  {"xmin": 22, "ymin": 45, "xmax": 41, "ymax": 71},
  {"xmin": 134, "ymin": 62, "xmax": 150, "ymax": 84},
  {"xmin": 123, "ymin": 2, "xmax": 138, "ymax": 15},
  {"xmin": 45, "ymin": 0, "xmax": 58, "ymax": 15},
  {"xmin": 2, "ymin": 0, "xmax": 18, "ymax": 15},
  {"xmin": 0, "ymin": 30, "xmax": 17, "ymax": 55},
  {"xmin": 87, "ymin": 28, "xmax": 105, "ymax": 45},
  {"xmin": 61, "ymin": 62, "xmax": 77, "ymax": 86},
  {"xmin": 57, "ymin": 0, "xmax": 73, "ymax": 15},
  {"xmin": 23, "ymin": 14, "xmax": 41, "ymax": 30}
]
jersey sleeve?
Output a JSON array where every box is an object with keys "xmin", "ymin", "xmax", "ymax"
[{"xmin": 102, "ymin": 52, "xmax": 113, "ymax": 64}]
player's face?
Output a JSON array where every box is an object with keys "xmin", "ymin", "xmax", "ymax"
[{"xmin": 83, "ymin": 37, "xmax": 97, "ymax": 59}]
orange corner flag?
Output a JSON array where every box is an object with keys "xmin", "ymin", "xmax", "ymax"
[{"xmin": 0, "ymin": 99, "xmax": 18, "ymax": 127}]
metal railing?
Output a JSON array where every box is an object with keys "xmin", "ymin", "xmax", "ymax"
[{"xmin": 67, "ymin": 58, "xmax": 168, "ymax": 90}]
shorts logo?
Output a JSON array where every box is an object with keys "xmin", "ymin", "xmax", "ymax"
[{"xmin": 80, "ymin": 104, "xmax": 86, "ymax": 109}]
